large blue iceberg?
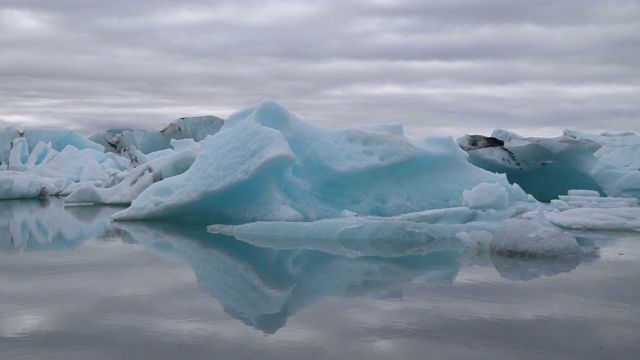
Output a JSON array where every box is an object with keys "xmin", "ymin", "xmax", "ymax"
[{"xmin": 111, "ymin": 101, "xmax": 527, "ymax": 223}]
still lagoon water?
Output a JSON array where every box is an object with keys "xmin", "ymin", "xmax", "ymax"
[{"xmin": 1, "ymin": 198, "xmax": 638, "ymax": 359}]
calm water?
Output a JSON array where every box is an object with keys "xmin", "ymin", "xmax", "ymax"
[{"xmin": 1, "ymin": 198, "xmax": 638, "ymax": 359}]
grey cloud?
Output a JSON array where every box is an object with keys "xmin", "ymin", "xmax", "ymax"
[{"xmin": 0, "ymin": 0, "xmax": 639, "ymax": 138}]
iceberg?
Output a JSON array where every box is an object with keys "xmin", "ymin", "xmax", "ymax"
[
  {"xmin": 0, "ymin": 171, "xmax": 61, "ymax": 199},
  {"xmin": 545, "ymin": 190, "xmax": 640, "ymax": 232},
  {"xmin": 0, "ymin": 124, "xmax": 200, "ymax": 200},
  {"xmin": 458, "ymin": 130, "xmax": 640, "ymax": 201},
  {"xmin": 112, "ymin": 101, "xmax": 527, "ymax": 223}
]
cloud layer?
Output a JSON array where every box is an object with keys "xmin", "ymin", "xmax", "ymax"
[{"xmin": 1, "ymin": 0, "xmax": 639, "ymax": 138}]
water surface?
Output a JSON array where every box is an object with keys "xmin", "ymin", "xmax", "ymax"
[{"xmin": 1, "ymin": 199, "xmax": 638, "ymax": 359}]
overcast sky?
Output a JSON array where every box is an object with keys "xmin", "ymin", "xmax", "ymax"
[{"xmin": 1, "ymin": 0, "xmax": 639, "ymax": 138}]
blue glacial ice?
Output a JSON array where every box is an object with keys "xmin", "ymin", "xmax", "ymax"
[
  {"xmin": 458, "ymin": 129, "xmax": 640, "ymax": 201},
  {"xmin": 2, "ymin": 101, "xmax": 640, "ymax": 257},
  {"xmin": 110, "ymin": 101, "xmax": 528, "ymax": 222}
]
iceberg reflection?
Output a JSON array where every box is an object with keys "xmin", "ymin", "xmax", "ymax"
[
  {"xmin": 116, "ymin": 221, "xmax": 463, "ymax": 334},
  {"xmin": 0, "ymin": 199, "xmax": 590, "ymax": 333},
  {"xmin": 490, "ymin": 252, "xmax": 582, "ymax": 281},
  {"xmin": 0, "ymin": 198, "xmax": 122, "ymax": 252}
]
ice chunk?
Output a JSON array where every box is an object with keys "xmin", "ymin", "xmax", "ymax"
[
  {"xmin": 35, "ymin": 146, "xmax": 109, "ymax": 183},
  {"xmin": 0, "ymin": 127, "xmax": 22, "ymax": 164},
  {"xmin": 461, "ymin": 183, "xmax": 509, "ymax": 210},
  {"xmin": 8, "ymin": 137, "xmax": 29, "ymax": 171},
  {"xmin": 0, "ymin": 172, "xmax": 58, "ymax": 199},
  {"xmin": 383, "ymin": 205, "xmax": 527, "ymax": 225},
  {"xmin": 546, "ymin": 190, "xmax": 638, "ymax": 218},
  {"xmin": 546, "ymin": 207, "xmax": 640, "ymax": 232},
  {"xmin": 567, "ymin": 189, "xmax": 600, "ymax": 197},
  {"xmin": 490, "ymin": 216, "xmax": 582, "ymax": 258},
  {"xmin": 27, "ymin": 141, "xmax": 55, "ymax": 167},
  {"xmin": 65, "ymin": 149, "xmax": 198, "ymax": 204}
]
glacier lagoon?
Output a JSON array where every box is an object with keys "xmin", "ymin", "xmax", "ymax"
[
  {"xmin": 1, "ymin": 198, "xmax": 639, "ymax": 359},
  {"xmin": 2, "ymin": 101, "xmax": 640, "ymax": 358}
]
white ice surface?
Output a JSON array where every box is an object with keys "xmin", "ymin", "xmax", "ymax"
[
  {"xmin": 545, "ymin": 190, "xmax": 640, "ymax": 232},
  {"xmin": 490, "ymin": 214, "xmax": 582, "ymax": 257}
]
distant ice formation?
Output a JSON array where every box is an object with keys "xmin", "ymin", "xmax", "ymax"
[
  {"xmin": 458, "ymin": 130, "xmax": 640, "ymax": 201},
  {"xmin": 89, "ymin": 115, "xmax": 224, "ymax": 154}
]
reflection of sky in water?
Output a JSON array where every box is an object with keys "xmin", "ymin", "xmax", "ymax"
[{"xmin": 0, "ymin": 199, "xmax": 638, "ymax": 359}]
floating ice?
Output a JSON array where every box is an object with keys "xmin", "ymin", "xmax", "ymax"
[
  {"xmin": 112, "ymin": 101, "xmax": 527, "ymax": 223},
  {"xmin": 490, "ymin": 214, "xmax": 583, "ymax": 258},
  {"xmin": 211, "ymin": 204, "xmax": 527, "ymax": 257},
  {"xmin": 545, "ymin": 189, "xmax": 640, "ymax": 232},
  {"xmin": 0, "ymin": 171, "xmax": 60, "ymax": 199},
  {"xmin": 212, "ymin": 218, "xmax": 457, "ymax": 258},
  {"xmin": 458, "ymin": 130, "xmax": 640, "ymax": 201},
  {"xmin": 0, "ymin": 126, "xmax": 175, "ymax": 200},
  {"xmin": 461, "ymin": 182, "xmax": 509, "ymax": 210}
]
